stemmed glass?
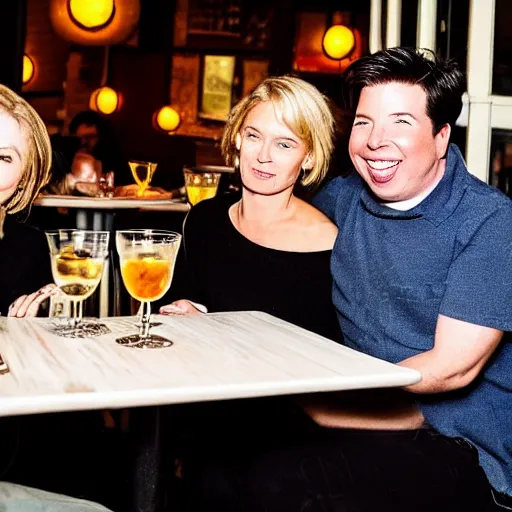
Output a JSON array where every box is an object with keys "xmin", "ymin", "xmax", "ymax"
[
  {"xmin": 116, "ymin": 230, "xmax": 181, "ymax": 349},
  {"xmin": 128, "ymin": 160, "xmax": 158, "ymax": 197},
  {"xmin": 183, "ymin": 167, "xmax": 221, "ymax": 206},
  {"xmin": 46, "ymin": 229, "xmax": 110, "ymax": 337}
]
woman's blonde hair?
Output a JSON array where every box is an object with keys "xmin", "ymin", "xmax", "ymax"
[
  {"xmin": 221, "ymin": 76, "xmax": 335, "ymax": 188},
  {"xmin": 0, "ymin": 84, "xmax": 52, "ymax": 216}
]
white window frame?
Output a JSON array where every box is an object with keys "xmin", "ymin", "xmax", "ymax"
[{"xmin": 466, "ymin": 0, "xmax": 512, "ymax": 183}]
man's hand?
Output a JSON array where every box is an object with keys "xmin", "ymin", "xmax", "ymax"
[
  {"xmin": 399, "ymin": 314, "xmax": 503, "ymax": 394},
  {"xmin": 8, "ymin": 284, "xmax": 58, "ymax": 318}
]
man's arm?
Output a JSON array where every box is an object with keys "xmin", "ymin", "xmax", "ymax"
[
  {"xmin": 299, "ymin": 389, "xmax": 425, "ymax": 430},
  {"xmin": 302, "ymin": 316, "xmax": 502, "ymax": 429},
  {"xmin": 399, "ymin": 314, "xmax": 503, "ymax": 394}
]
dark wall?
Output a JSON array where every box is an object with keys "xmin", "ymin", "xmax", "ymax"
[
  {"xmin": 107, "ymin": 47, "xmax": 196, "ymax": 190},
  {"xmin": 0, "ymin": 0, "xmax": 26, "ymax": 92}
]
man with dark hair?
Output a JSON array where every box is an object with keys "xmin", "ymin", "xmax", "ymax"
[
  {"xmin": 243, "ymin": 48, "xmax": 512, "ymax": 511},
  {"xmin": 68, "ymin": 110, "xmax": 130, "ymax": 186}
]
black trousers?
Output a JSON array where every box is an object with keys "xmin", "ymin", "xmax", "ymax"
[
  {"xmin": 183, "ymin": 402, "xmax": 497, "ymax": 512},
  {"xmin": 242, "ymin": 427, "xmax": 496, "ymax": 512}
]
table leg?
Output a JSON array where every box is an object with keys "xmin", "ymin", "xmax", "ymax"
[
  {"xmin": 130, "ymin": 406, "xmax": 163, "ymax": 512},
  {"xmin": 76, "ymin": 209, "xmax": 88, "ymax": 229}
]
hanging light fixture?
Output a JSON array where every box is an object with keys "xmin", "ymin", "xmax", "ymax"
[
  {"xmin": 89, "ymin": 47, "xmax": 121, "ymax": 115},
  {"xmin": 90, "ymin": 86, "xmax": 119, "ymax": 115},
  {"xmin": 322, "ymin": 12, "xmax": 356, "ymax": 60},
  {"xmin": 68, "ymin": 0, "xmax": 115, "ymax": 30},
  {"xmin": 22, "ymin": 55, "xmax": 35, "ymax": 85},
  {"xmin": 153, "ymin": 30, "xmax": 180, "ymax": 135},
  {"xmin": 49, "ymin": 0, "xmax": 139, "ymax": 46},
  {"xmin": 154, "ymin": 105, "xmax": 181, "ymax": 133}
]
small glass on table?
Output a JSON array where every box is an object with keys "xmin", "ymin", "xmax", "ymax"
[
  {"xmin": 128, "ymin": 160, "xmax": 158, "ymax": 197},
  {"xmin": 183, "ymin": 167, "xmax": 221, "ymax": 206},
  {"xmin": 116, "ymin": 230, "xmax": 181, "ymax": 349},
  {"xmin": 46, "ymin": 229, "xmax": 110, "ymax": 338}
]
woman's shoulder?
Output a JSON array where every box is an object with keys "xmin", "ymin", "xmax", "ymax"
[
  {"xmin": 184, "ymin": 193, "xmax": 239, "ymax": 235},
  {"xmin": 295, "ymin": 200, "xmax": 338, "ymax": 251}
]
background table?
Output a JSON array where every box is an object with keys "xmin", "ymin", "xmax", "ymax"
[{"xmin": 34, "ymin": 194, "xmax": 189, "ymax": 230}]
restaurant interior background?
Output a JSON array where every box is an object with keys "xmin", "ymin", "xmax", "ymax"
[{"xmin": 1, "ymin": 0, "xmax": 512, "ymax": 196}]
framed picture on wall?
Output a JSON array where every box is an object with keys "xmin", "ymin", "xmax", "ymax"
[{"xmin": 199, "ymin": 55, "xmax": 236, "ymax": 121}]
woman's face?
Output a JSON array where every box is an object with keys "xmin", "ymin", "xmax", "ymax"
[
  {"xmin": 239, "ymin": 101, "xmax": 312, "ymax": 197},
  {"xmin": 0, "ymin": 109, "xmax": 27, "ymax": 206}
]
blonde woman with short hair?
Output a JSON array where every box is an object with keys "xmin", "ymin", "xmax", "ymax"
[
  {"xmin": 161, "ymin": 76, "xmax": 340, "ymax": 340},
  {"xmin": 159, "ymin": 76, "xmax": 340, "ymax": 510}
]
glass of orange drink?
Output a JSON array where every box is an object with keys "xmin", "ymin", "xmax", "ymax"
[{"xmin": 116, "ymin": 230, "xmax": 181, "ymax": 348}]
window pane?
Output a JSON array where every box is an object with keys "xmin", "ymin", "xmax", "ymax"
[
  {"xmin": 490, "ymin": 129, "xmax": 512, "ymax": 197},
  {"xmin": 493, "ymin": 0, "xmax": 512, "ymax": 95}
]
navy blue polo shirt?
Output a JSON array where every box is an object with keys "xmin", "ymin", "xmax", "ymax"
[{"xmin": 314, "ymin": 144, "xmax": 512, "ymax": 496}]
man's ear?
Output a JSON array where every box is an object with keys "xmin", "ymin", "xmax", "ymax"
[{"xmin": 435, "ymin": 123, "xmax": 451, "ymax": 159}]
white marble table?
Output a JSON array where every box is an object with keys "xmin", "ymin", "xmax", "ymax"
[
  {"xmin": 0, "ymin": 311, "xmax": 421, "ymax": 512},
  {"xmin": 0, "ymin": 311, "xmax": 420, "ymax": 416}
]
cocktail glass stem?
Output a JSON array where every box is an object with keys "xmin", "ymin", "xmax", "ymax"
[
  {"xmin": 139, "ymin": 301, "xmax": 151, "ymax": 339},
  {"xmin": 70, "ymin": 300, "xmax": 83, "ymax": 327}
]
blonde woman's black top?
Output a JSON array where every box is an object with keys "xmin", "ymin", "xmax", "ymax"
[
  {"xmin": 171, "ymin": 194, "xmax": 341, "ymax": 342},
  {"xmin": 0, "ymin": 217, "xmax": 52, "ymax": 316}
]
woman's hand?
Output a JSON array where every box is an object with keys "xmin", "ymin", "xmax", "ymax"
[
  {"xmin": 8, "ymin": 284, "xmax": 57, "ymax": 318},
  {"xmin": 160, "ymin": 299, "xmax": 203, "ymax": 316}
]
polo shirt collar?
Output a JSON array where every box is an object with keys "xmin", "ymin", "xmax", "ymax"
[{"xmin": 359, "ymin": 144, "xmax": 468, "ymax": 226}]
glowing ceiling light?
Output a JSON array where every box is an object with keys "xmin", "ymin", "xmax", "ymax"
[
  {"xmin": 89, "ymin": 86, "xmax": 119, "ymax": 115},
  {"xmin": 322, "ymin": 24, "xmax": 355, "ymax": 60},
  {"xmin": 154, "ymin": 105, "xmax": 181, "ymax": 133},
  {"xmin": 22, "ymin": 55, "xmax": 35, "ymax": 84},
  {"xmin": 68, "ymin": 0, "xmax": 115, "ymax": 30}
]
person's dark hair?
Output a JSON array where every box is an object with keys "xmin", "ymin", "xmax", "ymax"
[
  {"xmin": 68, "ymin": 110, "xmax": 108, "ymax": 138},
  {"xmin": 68, "ymin": 110, "xmax": 119, "ymax": 165},
  {"xmin": 343, "ymin": 47, "xmax": 466, "ymax": 134}
]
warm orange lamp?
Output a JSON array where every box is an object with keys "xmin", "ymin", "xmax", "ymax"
[
  {"xmin": 68, "ymin": 0, "xmax": 115, "ymax": 29},
  {"xmin": 322, "ymin": 13, "xmax": 356, "ymax": 60},
  {"xmin": 153, "ymin": 106, "xmax": 181, "ymax": 134},
  {"xmin": 22, "ymin": 55, "xmax": 35, "ymax": 84},
  {"xmin": 89, "ymin": 86, "xmax": 119, "ymax": 115},
  {"xmin": 50, "ymin": 0, "xmax": 139, "ymax": 45}
]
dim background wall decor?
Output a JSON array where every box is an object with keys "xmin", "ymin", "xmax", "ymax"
[{"xmin": 199, "ymin": 55, "xmax": 236, "ymax": 121}]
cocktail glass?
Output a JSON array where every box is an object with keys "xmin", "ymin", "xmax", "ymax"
[
  {"xmin": 46, "ymin": 229, "xmax": 110, "ymax": 337},
  {"xmin": 116, "ymin": 230, "xmax": 181, "ymax": 349},
  {"xmin": 183, "ymin": 168, "xmax": 221, "ymax": 206},
  {"xmin": 128, "ymin": 160, "xmax": 158, "ymax": 197}
]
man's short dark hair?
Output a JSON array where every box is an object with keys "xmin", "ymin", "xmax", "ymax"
[{"xmin": 343, "ymin": 47, "xmax": 466, "ymax": 134}]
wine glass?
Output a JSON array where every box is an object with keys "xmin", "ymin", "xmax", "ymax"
[
  {"xmin": 128, "ymin": 160, "xmax": 158, "ymax": 197},
  {"xmin": 183, "ymin": 167, "xmax": 221, "ymax": 206},
  {"xmin": 46, "ymin": 230, "xmax": 110, "ymax": 337},
  {"xmin": 116, "ymin": 230, "xmax": 181, "ymax": 349}
]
